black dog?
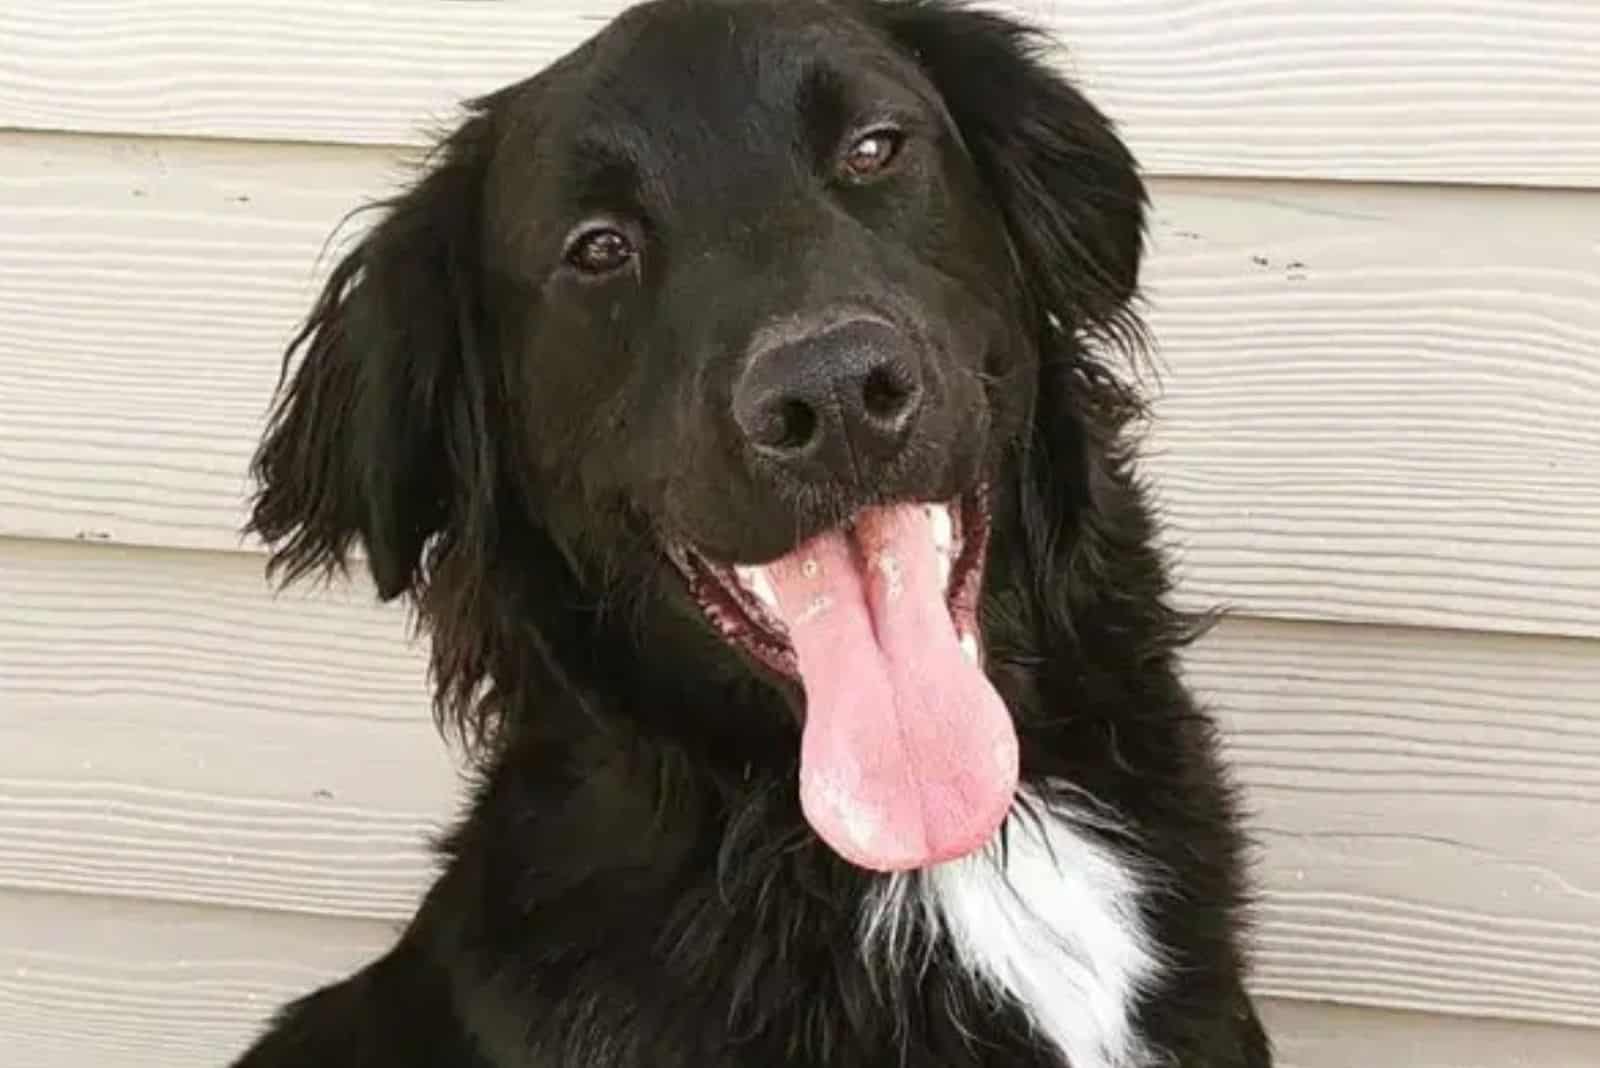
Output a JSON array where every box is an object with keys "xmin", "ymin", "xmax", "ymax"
[{"xmin": 236, "ymin": 1, "xmax": 1271, "ymax": 1064}]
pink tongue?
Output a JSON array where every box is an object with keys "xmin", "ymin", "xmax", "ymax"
[{"xmin": 763, "ymin": 505, "xmax": 1017, "ymax": 872}]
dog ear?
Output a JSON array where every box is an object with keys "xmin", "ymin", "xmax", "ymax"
[
  {"xmin": 248, "ymin": 110, "xmax": 498, "ymax": 600},
  {"xmin": 874, "ymin": 3, "xmax": 1184, "ymax": 647},
  {"xmin": 870, "ymin": 1, "xmax": 1146, "ymax": 341}
]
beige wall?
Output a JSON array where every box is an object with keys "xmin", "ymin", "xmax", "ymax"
[{"xmin": 1, "ymin": 2, "xmax": 1597, "ymax": 1064}]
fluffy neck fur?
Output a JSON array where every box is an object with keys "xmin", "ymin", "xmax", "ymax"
[{"xmin": 863, "ymin": 785, "xmax": 1161, "ymax": 1068}]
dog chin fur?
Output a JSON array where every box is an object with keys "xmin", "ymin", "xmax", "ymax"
[{"xmin": 863, "ymin": 785, "xmax": 1161, "ymax": 1068}]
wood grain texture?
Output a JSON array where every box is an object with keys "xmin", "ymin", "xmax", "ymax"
[
  {"xmin": 1190, "ymin": 616, "xmax": 1600, "ymax": 1028},
  {"xmin": 2, "ymin": 0, "xmax": 1598, "ymax": 186},
  {"xmin": 0, "ymin": 538, "xmax": 453, "ymax": 919},
  {"xmin": 3, "ymin": 538, "xmax": 1598, "ymax": 1027},
  {"xmin": 2, "ymin": 133, "xmax": 1597, "ymax": 637},
  {"xmin": 0, "ymin": 890, "xmax": 392, "ymax": 1068},
  {"xmin": 2, "ymin": 889, "xmax": 1596, "ymax": 1067},
  {"xmin": 1260, "ymin": 1000, "xmax": 1600, "ymax": 1068},
  {"xmin": 1137, "ymin": 179, "xmax": 1600, "ymax": 638},
  {"xmin": 0, "ymin": 134, "xmax": 397, "ymax": 552}
]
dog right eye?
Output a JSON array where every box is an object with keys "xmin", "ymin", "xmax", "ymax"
[
  {"xmin": 838, "ymin": 125, "xmax": 906, "ymax": 183},
  {"xmin": 565, "ymin": 226, "xmax": 636, "ymax": 276}
]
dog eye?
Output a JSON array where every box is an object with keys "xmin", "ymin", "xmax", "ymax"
[
  {"xmin": 565, "ymin": 226, "xmax": 636, "ymax": 275},
  {"xmin": 839, "ymin": 127, "xmax": 905, "ymax": 181}
]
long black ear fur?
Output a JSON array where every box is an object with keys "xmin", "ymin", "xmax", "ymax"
[
  {"xmin": 869, "ymin": 2, "xmax": 1189, "ymax": 651},
  {"xmin": 868, "ymin": 0, "xmax": 1147, "ymax": 342},
  {"xmin": 248, "ymin": 111, "xmax": 498, "ymax": 600}
]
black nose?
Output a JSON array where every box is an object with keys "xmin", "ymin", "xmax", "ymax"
[{"xmin": 733, "ymin": 318, "xmax": 925, "ymax": 484}]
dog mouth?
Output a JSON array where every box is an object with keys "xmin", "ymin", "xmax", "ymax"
[
  {"xmin": 667, "ymin": 490, "xmax": 1019, "ymax": 873},
  {"xmin": 669, "ymin": 493, "xmax": 988, "ymax": 681}
]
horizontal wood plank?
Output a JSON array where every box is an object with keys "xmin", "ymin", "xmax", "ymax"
[
  {"xmin": 0, "ymin": 134, "xmax": 396, "ymax": 554},
  {"xmin": 0, "ymin": 890, "xmax": 391, "ymax": 1067},
  {"xmin": 3, "ymin": 539, "xmax": 1599, "ymax": 1026},
  {"xmin": 2, "ymin": 0, "xmax": 1598, "ymax": 186},
  {"xmin": 1189, "ymin": 617, "xmax": 1600, "ymax": 1028},
  {"xmin": 2, "ymin": 134, "xmax": 1596, "ymax": 636},
  {"xmin": 1139, "ymin": 179, "xmax": 1600, "ymax": 637},
  {"xmin": 1261, "ymin": 1000, "xmax": 1600, "ymax": 1068},
  {"xmin": 0, "ymin": 538, "xmax": 452, "ymax": 920}
]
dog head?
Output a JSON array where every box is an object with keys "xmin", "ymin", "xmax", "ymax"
[{"xmin": 250, "ymin": 0, "xmax": 1147, "ymax": 872}]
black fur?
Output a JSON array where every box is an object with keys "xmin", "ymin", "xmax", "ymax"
[{"xmin": 238, "ymin": 1, "xmax": 1271, "ymax": 1065}]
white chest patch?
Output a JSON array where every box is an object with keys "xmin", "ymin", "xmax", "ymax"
[{"xmin": 861, "ymin": 786, "xmax": 1161, "ymax": 1068}]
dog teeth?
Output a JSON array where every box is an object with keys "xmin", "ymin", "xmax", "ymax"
[
  {"xmin": 937, "ymin": 549, "xmax": 952, "ymax": 587},
  {"xmin": 959, "ymin": 632, "xmax": 980, "ymax": 663},
  {"xmin": 735, "ymin": 565, "xmax": 780, "ymax": 612},
  {"xmin": 929, "ymin": 505, "xmax": 954, "ymax": 555}
]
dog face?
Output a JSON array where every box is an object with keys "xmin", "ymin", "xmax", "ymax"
[
  {"xmin": 484, "ymin": 1, "xmax": 1027, "ymax": 568},
  {"xmin": 251, "ymin": 0, "xmax": 1147, "ymax": 872}
]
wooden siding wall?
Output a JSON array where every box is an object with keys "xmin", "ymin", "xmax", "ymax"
[{"xmin": 1, "ymin": 2, "xmax": 1597, "ymax": 1065}]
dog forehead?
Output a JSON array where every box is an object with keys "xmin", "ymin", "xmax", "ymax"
[
  {"xmin": 577, "ymin": 0, "xmax": 901, "ymax": 131},
  {"xmin": 598, "ymin": 0, "xmax": 853, "ymax": 62},
  {"xmin": 480, "ymin": 0, "xmax": 946, "ymax": 265}
]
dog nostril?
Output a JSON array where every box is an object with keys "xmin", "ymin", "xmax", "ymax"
[
  {"xmin": 775, "ymin": 399, "xmax": 818, "ymax": 451},
  {"xmin": 861, "ymin": 364, "xmax": 916, "ymax": 426},
  {"xmin": 743, "ymin": 395, "xmax": 820, "ymax": 454}
]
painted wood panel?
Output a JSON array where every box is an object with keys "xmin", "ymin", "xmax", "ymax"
[
  {"xmin": 2, "ymin": 891, "xmax": 1596, "ymax": 1067},
  {"xmin": 1260, "ymin": 1000, "xmax": 1600, "ymax": 1068},
  {"xmin": 4, "ymin": 539, "xmax": 1597, "ymax": 1027},
  {"xmin": 1139, "ymin": 180, "xmax": 1600, "ymax": 638},
  {"xmin": 0, "ymin": 890, "xmax": 392, "ymax": 1068},
  {"xmin": 2, "ymin": 1, "xmax": 1597, "ymax": 186},
  {"xmin": 0, "ymin": 538, "xmax": 451, "ymax": 920},
  {"xmin": 3, "ymin": 134, "xmax": 1596, "ymax": 637},
  {"xmin": 1187, "ymin": 617, "xmax": 1600, "ymax": 1028}
]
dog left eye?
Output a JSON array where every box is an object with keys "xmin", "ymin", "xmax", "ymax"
[
  {"xmin": 840, "ymin": 127, "xmax": 905, "ymax": 180},
  {"xmin": 565, "ymin": 226, "xmax": 636, "ymax": 276}
]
